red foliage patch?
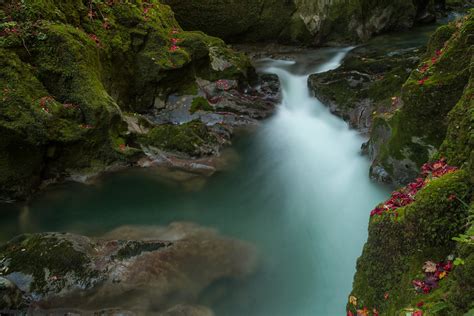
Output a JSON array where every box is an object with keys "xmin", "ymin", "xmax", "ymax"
[
  {"xmin": 88, "ymin": 34, "xmax": 101, "ymax": 47},
  {"xmin": 412, "ymin": 259, "xmax": 453, "ymax": 294},
  {"xmin": 39, "ymin": 96, "xmax": 54, "ymax": 113},
  {"xmin": 370, "ymin": 159, "xmax": 458, "ymax": 217},
  {"xmin": 418, "ymin": 77, "xmax": 429, "ymax": 85}
]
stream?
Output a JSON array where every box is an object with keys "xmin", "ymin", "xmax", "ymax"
[{"xmin": 0, "ymin": 25, "xmax": 443, "ymax": 315}]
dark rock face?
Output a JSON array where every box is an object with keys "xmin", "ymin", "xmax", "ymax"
[
  {"xmin": 162, "ymin": 0, "xmax": 451, "ymax": 45},
  {"xmin": 161, "ymin": 0, "xmax": 295, "ymax": 42},
  {"xmin": 0, "ymin": 223, "xmax": 258, "ymax": 313}
]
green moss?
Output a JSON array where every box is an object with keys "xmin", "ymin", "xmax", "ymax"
[
  {"xmin": 425, "ymin": 23, "xmax": 457, "ymax": 58},
  {"xmin": 439, "ymin": 55, "xmax": 474, "ymax": 175},
  {"xmin": 190, "ymin": 96, "xmax": 213, "ymax": 114},
  {"xmin": 351, "ymin": 170, "xmax": 473, "ymax": 315},
  {"xmin": 370, "ymin": 12, "xmax": 473, "ymax": 184},
  {"xmin": 0, "ymin": 234, "xmax": 98, "ymax": 295},
  {"xmin": 139, "ymin": 120, "xmax": 217, "ymax": 156}
]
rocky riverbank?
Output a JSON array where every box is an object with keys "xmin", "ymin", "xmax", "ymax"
[{"xmin": 0, "ymin": 0, "xmax": 280, "ymax": 202}]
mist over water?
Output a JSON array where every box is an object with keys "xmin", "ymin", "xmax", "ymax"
[{"xmin": 0, "ymin": 48, "xmax": 389, "ymax": 315}]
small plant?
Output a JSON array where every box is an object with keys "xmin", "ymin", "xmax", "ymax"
[
  {"xmin": 452, "ymin": 198, "xmax": 473, "ymax": 246},
  {"xmin": 190, "ymin": 96, "xmax": 213, "ymax": 114}
]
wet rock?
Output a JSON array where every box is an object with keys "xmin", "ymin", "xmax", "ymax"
[
  {"xmin": 0, "ymin": 223, "xmax": 258, "ymax": 313},
  {"xmin": 129, "ymin": 69, "xmax": 279, "ymax": 177},
  {"xmin": 308, "ymin": 45, "xmax": 421, "ymax": 134}
]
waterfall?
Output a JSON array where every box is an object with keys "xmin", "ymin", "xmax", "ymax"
[{"xmin": 253, "ymin": 48, "xmax": 388, "ymax": 315}]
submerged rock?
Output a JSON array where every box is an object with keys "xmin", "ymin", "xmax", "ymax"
[
  {"xmin": 0, "ymin": 276, "xmax": 22, "ymax": 310},
  {"xmin": 0, "ymin": 223, "xmax": 258, "ymax": 313}
]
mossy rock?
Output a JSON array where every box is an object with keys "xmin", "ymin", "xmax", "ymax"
[
  {"xmin": 0, "ymin": 233, "xmax": 100, "ymax": 297},
  {"xmin": 351, "ymin": 170, "xmax": 473, "ymax": 315},
  {"xmin": 369, "ymin": 12, "xmax": 474, "ymax": 185},
  {"xmin": 439, "ymin": 53, "xmax": 474, "ymax": 180},
  {"xmin": 190, "ymin": 96, "xmax": 213, "ymax": 114},
  {"xmin": 139, "ymin": 120, "xmax": 218, "ymax": 157}
]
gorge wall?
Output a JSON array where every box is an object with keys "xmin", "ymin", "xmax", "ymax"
[
  {"xmin": 346, "ymin": 11, "xmax": 474, "ymax": 316},
  {"xmin": 162, "ymin": 0, "xmax": 466, "ymax": 45}
]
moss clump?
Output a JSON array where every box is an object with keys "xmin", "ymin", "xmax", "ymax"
[
  {"xmin": 140, "ymin": 120, "xmax": 217, "ymax": 157},
  {"xmin": 114, "ymin": 241, "xmax": 169, "ymax": 260},
  {"xmin": 190, "ymin": 96, "xmax": 213, "ymax": 114},
  {"xmin": 0, "ymin": 233, "xmax": 98, "ymax": 295},
  {"xmin": 351, "ymin": 170, "xmax": 472, "ymax": 315},
  {"xmin": 439, "ymin": 54, "xmax": 474, "ymax": 179}
]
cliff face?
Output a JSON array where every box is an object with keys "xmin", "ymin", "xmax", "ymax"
[
  {"xmin": 348, "ymin": 12, "xmax": 474, "ymax": 316},
  {"xmin": 0, "ymin": 0, "xmax": 276, "ymax": 201},
  {"xmin": 162, "ymin": 0, "xmax": 458, "ymax": 45}
]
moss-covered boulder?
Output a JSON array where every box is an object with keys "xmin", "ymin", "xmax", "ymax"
[
  {"xmin": 139, "ymin": 120, "xmax": 219, "ymax": 157},
  {"xmin": 0, "ymin": 223, "xmax": 258, "ymax": 312},
  {"xmin": 0, "ymin": 0, "xmax": 260, "ymax": 201},
  {"xmin": 368, "ymin": 12, "xmax": 473, "ymax": 185},
  {"xmin": 349, "ymin": 169, "xmax": 473, "ymax": 315}
]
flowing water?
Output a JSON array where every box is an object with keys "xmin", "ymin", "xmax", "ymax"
[{"xmin": 1, "ymin": 24, "xmax": 444, "ymax": 313}]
